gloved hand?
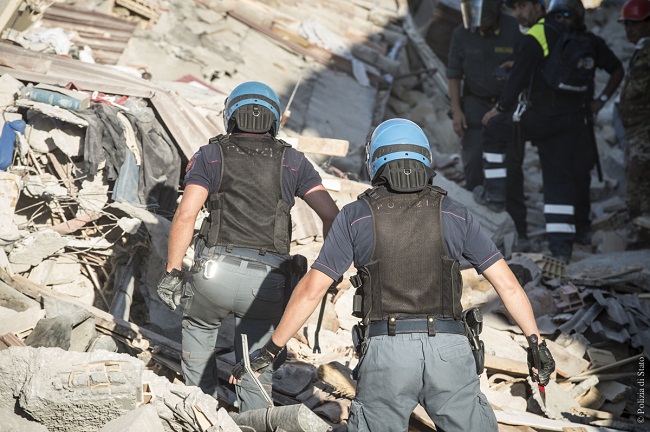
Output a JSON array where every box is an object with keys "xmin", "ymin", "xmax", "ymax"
[
  {"xmin": 230, "ymin": 338, "xmax": 284, "ymax": 382},
  {"xmin": 526, "ymin": 339, "xmax": 556, "ymax": 386},
  {"xmin": 156, "ymin": 268, "xmax": 184, "ymax": 310}
]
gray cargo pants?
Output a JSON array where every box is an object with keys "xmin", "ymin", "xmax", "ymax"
[
  {"xmin": 180, "ymin": 252, "xmax": 288, "ymax": 412},
  {"xmin": 348, "ymin": 333, "xmax": 497, "ymax": 432}
]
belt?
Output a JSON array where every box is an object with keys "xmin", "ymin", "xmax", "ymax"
[
  {"xmin": 368, "ymin": 318, "xmax": 466, "ymax": 337},
  {"xmin": 465, "ymin": 93, "xmax": 499, "ymax": 104},
  {"xmin": 204, "ymin": 245, "xmax": 288, "ymax": 268}
]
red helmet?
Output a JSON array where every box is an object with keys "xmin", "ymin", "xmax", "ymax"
[{"xmin": 619, "ymin": 0, "xmax": 650, "ymax": 22}]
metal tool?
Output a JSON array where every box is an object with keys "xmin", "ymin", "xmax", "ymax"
[
  {"xmin": 241, "ymin": 334, "xmax": 273, "ymax": 407},
  {"xmin": 312, "ymin": 281, "xmax": 340, "ymax": 354}
]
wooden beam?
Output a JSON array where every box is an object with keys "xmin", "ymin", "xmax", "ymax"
[
  {"xmin": 485, "ymin": 354, "xmax": 530, "ymax": 377},
  {"xmin": 283, "ymin": 136, "xmax": 350, "ymax": 157}
]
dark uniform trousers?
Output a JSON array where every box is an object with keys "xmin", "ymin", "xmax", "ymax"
[
  {"xmin": 482, "ymin": 106, "xmax": 589, "ymax": 256},
  {"xmin": 479, "ymin": 111, "xmax": 527, "ymax": 238},
  {"xmin": 462, "ymin": 95, "xmax": 498, "ymax": 191}
]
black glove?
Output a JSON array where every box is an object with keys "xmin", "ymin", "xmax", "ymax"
[
  {"xmin": 156, "ymin": 268, "xmax": 184, "ymax": 310},
  {"xmin": 527, "ymin": 339, "xmax": 556, "ymax": 386},
  {"xmin": 231, "ymin": 338, "xmax": 284, "ymax": 381}
]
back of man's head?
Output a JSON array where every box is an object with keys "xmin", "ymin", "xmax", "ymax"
[
  {"xmin": 223, "ymin": 81, "xmax": 282, "ymax": 137},
  {"xmin": 366, "ymin": 118, "xmax": 436, "ymax": 193}
]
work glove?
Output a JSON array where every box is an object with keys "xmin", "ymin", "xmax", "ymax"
[
  {"xmin": 231, "ymin": 338, "xmax": 285, "ymax": 381},
  {"xmin": 526, "ymin": 338, "xmax": 556, "ymax": 386},
  {"xmin": 156, "ymin": 268, "xmax": 184, "ymax": 310}
]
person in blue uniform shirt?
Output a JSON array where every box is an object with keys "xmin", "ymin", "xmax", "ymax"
[
  {"xmin": 156, "ymin": 81, "xmax": 339, "ymax": 412},
  {"xmin": 230, "ymin": 118, "xmax": 555, "ymax": 431}
]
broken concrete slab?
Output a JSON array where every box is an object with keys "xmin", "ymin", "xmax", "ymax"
[
  {"xmin": 528, "ymin": 377, "xmax": 581, "ymax": 421},
  {"xmin": 0, "ymin": 306, "xmax": 45, "ymax": 337},
  {"xmin": 0, "ymin": 347, "xmax": 144, "ymax": 432},
  {"xmin": 98, "ymin": 404, "xmax": 164, "ymax": 432},
  {"xmin": 0, "ymin": 73, "xmax": 23, "ymax": 106},
  {"xmin": 554, "ymin": 332, "xmax": 589, "ymax": 360},
  {"xmin": 597, "ymin": 381, "xmax": 631, "ymax": 404},
  {"xmin": 566, "ymin": 249, "xmax": 650, "ymax": 287},
  {"xmin": 8, "ymin": 229, "xmax": 69, "ymax": 267},
  {"xmin": 544, "ymin": 339, "xmax": 590, "ymax": 378},
  {"xmin": 0, "ymin": 407, "xmax": 49, "ymax": 432},
  {"xmin": 51, "ymin": 274, "xmax": 96, "ymax": 306},
  {"xmin": 141, "ymin": 370, "xmax": 241, "ymax": 432}
]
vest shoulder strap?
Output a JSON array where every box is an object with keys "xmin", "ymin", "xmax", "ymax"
[
  {"xmin": 427, "ymin": 184, "xmax": 448, "ymax": 196},
  {"xmin": 208, "ymin": 134, "xmax": 229, "ymax": 145},
  {"xmin": 275, "ymin": 137, "xmax": 293, "ymax": 148},
  {"xmin": 358, "ymin": 187, "xmax": 380, "ymax": 201}
]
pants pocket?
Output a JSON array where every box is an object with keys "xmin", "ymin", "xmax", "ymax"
[
  {"xmin": 477, "ymin": 392, "xmax": 498, "ymax": 432},
  {"xmin": 348, "ymin": 400, "xmax": 370, "ymax": 432},
  {"xmin": 180, "ymin": 282, "xmax": 194, "ymax": 313}
]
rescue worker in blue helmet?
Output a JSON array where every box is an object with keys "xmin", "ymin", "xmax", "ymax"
[
  {"xmin": 157, "ymin": 81, "xmax": 339, "ymax": 412},
  {"xmin": 230, "ymin": 118, "xmax": 555, "ymax": 431}
]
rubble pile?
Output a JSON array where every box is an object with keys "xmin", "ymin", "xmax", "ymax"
[{"xmin": 0, "ymin": 0, "xmax": 648, "ymax": 431}]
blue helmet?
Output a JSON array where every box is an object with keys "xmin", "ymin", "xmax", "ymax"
[
  {"xmin": 223, "ymin": 81, "xmax": 281, "ymax": 136},
  {"xmin": 366, "ymin": 118, "xmax": 432, "ymax": 182}
]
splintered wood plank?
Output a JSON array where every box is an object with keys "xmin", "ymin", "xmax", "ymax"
[
  {"xmin": 283, "ymin": 136, "xmax": 350, "ymax": 157},
  {"xmin": 485, "ymin": 354, "xmax": 530, "ymax": 376}
]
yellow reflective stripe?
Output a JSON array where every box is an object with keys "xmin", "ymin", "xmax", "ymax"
[{"xmin": 527, "ymin": 18, "xmax": 549, "ymax": 57}]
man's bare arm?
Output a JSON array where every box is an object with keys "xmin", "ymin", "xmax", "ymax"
[
  {"xmin": 270, "ymin": 269, "xmax": 332, "ymax": 347},
  {"xmin": 482, "ymin": 259, "xmax": 541, "ymax": 339},
  {"xmin": 302, "ymin": 184, "xmax": 339, "ymax": 237},
  {"xmin": 166, "ymin": 184, "xmax": 208, "ymax": 272}
]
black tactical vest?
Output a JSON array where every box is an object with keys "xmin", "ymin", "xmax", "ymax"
[
  {"xmin": 199, "ymin": 134, "xmax": 292, "ymax": 255},
  {"xmin": 353, "ymin": 185, "xmax": 463, "ymax": 323}
]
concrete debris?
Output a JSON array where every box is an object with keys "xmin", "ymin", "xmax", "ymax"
[
  {"xmin": 0, "ymin": 0, "xmax": 646, "ymax": 431},
  {"xmin": 99, "ymin": 404, "xmax": 165, "ymax": 432},
  {"xmin": 0, "ymin": 407, "xmax": 50, "ymax": 432},
  {"xmin": 0, "ymin": 347, "xmax": 144, "ymax": 432}
]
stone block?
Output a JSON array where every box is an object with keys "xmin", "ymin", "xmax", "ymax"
[
  {"xmin": 99, "ymin": 405, "xmax": 164, "ymax": 432},
  {"xmin": 0, "ymin": 347, "xmax": 143, "ymax": 432},
  {"xmin": 0, "ymin": 407, "xmax": 49, "ymax": 432}
]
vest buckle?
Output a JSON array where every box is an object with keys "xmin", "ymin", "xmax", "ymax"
[{"xmin": 427, "ymin": 315, "xmax": 436, "ymax": 336}]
